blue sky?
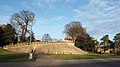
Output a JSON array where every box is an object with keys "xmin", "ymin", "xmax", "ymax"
[{"xmin": 0, "ymin": 0, "xmax": 120, "ymax": 41}]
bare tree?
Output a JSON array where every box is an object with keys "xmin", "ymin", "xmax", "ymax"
[
  {"xmin": 64, "ymin": 21, "xmax": 86, "ymax": 42},
  {"xmin": 42, "ymin": 33, "xmax": 52, "ymax": 42},
  {"xmin": 10, "ymin": 10, "xmax": 35, "ymax": 41}
]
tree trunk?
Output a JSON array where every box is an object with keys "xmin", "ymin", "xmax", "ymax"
[
  {"xmin": 72, "ymin": 37, "xmax": 76, "ymax": 43},
  {"xmin": 21, "ymin": 29, "xmax": 26, "ymax": 42}
]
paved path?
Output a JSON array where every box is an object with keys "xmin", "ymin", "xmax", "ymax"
[{"xmin": 0, "ymin": 58, "xmax": 120, "ymax": 67}]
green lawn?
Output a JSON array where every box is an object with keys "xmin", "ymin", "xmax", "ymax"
[
  {"xmin": 1, "ymin": 48, "xmax": 120, "ymax": 62},
  {"xmin": 0, "ymin": 48, "xmax": 32, "ymax": 62},
  {"xmin": 49, "ymin": 54, "xmax": 120, "ymax": 60}
]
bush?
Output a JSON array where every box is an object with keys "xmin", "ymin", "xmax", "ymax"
[{"xmin": 116, "ymin": 51, "xmax": 120, "ymax": 55}]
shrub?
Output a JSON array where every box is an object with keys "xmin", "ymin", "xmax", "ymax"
[{"xmin": 116, "ymin": 51, "xmax": 120, "ymax": 55}]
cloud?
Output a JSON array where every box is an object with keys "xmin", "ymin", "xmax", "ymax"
[
  {"xmin": 3, "ymin": 5, "xmax": 13, "ymax": 11},
  {"xmin": 86, "ymin": 17, "xmax": 120, "ymax": 40},
  {"xmin": 32, "ymin": 0, "xmax": 81, "ymax": 10},
  {"xmin": 65, "ymin": 0, "xmax": 79, "ymax": 3},
  {"xmin": 32, "ymin": 0, "xmax": 42, "ymax": 7},
  {"xmin": 73, "ymin": 0, "xmax": 120, "ymax": 40},
  {"xmin": 20, "ymin": 1, "xmax": 31, "ymax": 9},
  {"xmin": 44, "ymin": 0, "xmax": 56, "ymax": 4},
  {"xmin": 0, "ymin": 15, "xmax": 10, "ymax": 23},
  {"xmin": 0, "ymin": 16, "xmax": 9, "ymax": 21},
  {"xmin": 53, "ymin": 16, "xmax": 65, "ymax": 21},
  {"xmin": 88, "ymin": 0, "xmax": 108, "ymax": 7},
  {"xmin": 32, "ymin": 0, "xmax": 56, "ymax": 8}
]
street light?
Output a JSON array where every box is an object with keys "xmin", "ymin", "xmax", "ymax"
[
  {"xmin": 30, "ymin": 26, "xmax": 32, "ymax": 52},
  {"xmin": 27, "ymin": 25, "xmax": 33, "ymax": 52},
  {"xmin": 29, "ymin": 25, "xmax": 33, "ymax": 60},
  {"xmin": 15, "ymin": 34, "xmax": 20, "ymax": 52}
]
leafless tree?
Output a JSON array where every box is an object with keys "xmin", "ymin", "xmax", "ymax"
[
  {"xmin": 10, "ymin": 10, "xmax": 35, "ymax": 41},
  {"xmin": 64, "ymin": 21, "xmax": 86, "ymax": 42},
  {"xmin": 42, "ymin": 33, "xmax": 52, "ymax": 42}
]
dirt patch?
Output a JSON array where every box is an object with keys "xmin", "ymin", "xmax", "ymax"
[{"xmin": 36, "ymin": 53, "xmax": 57, "ymax": 61}]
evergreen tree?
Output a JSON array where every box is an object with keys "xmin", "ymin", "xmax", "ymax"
[
  {"xmin": 0, "ymin": 27, "xmax": 4, "ymax": 47},
  {"xmin": 3, "ymin": 24, "xmax": 16, "ymax": 44},
  {"xmin": 113, "ymin": 33, "xmax": 120, "ymax": 54},
  {"xmin": 75, "ymin": 34, "xmax": 98, "ymax": 52},
  {"xmin": 100, "ymin": 35, "xmax": 110, "ymax": 53}
]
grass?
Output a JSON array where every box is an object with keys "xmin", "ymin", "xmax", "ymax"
[
  {"xmin": 48, "ymin": 54, "xmax": 120, "ymax": 60},
  {"xmin": 0, "ymin": 48, "xmax": 32, "ymax": 62},
  {"xmin": 0, "ymin": 48, "xmax": 15, "ymax": 54},
  {"xmin": 1, "ymin": 48, "xmax": 119, "ymax": 62}
]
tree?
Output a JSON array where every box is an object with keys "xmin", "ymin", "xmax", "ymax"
[
  {"xmin": 100, "ymin": 35, "xmax": 111, "ymax": 53},
  {"xmin": 0, "ymin": 27, "xmax": 4, "ymax": 47},
  {"xmin": 75, "ymin": 34, "xmax": 99, "ymax": 52},
  {"xmin": 64, "ymin": 21, "xmax": 86, "ymax": 42},
  {"xmin": 0, "ymin": 24, "xmax": 16, "ymax": 47},
  {"xmin": 42, "ymin": 33, "xmax": 52, "ymax": 42},
  {"xmin": 10, "ymin": 10, "xmax": 35, "ymax": 41},
  {"xmin": 101, "ymin": 35, "xmax": 109, "ymax": 46},
  {"xmin": 2, "ymin": 24, "xmax": 16, "ymax": 44},
  {"xmin": 27, "ymin": 33, "xmax": 35, "ymax": 42},
  {"xmin": 94, "ymin": 39, "xmax": 99, "ymax": 53},
  {"xmin": 113, "ymin": 33, "xmax": 120, "ymax": 53}
]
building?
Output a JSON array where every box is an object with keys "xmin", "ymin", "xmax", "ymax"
[{"xmin": 64, "ymin": 36, "xmax": 73, "ymax": 41}]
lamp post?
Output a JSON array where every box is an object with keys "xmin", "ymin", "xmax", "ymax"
[
  {"xmin": 30, "ymin": 26, "xmax": 32, "ymax": 52},
  {"xmin": 30, "ymin": 25, "xmax": 32, "ymax": 52},
  {"xmin": 16, "ymin": 25, "xmax": 20, "ymax": 52},
  {"xmin": 17, "ymin": 35, "xmax": 19, "ymax": 52},
  {"xmin": 15, "ymin": 34, "xmax": 20, "ymax": 52},
  {"xmin": 29, "ymin": 25, "xmax": 33, "ymax": 60}
]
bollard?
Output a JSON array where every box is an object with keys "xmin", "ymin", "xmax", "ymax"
[{"xmin": 29, "ymin": 52, "xmax": 33, "ymax": 60}]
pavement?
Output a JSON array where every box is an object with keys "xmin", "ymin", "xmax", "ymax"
[{"xmin": 0, "ymin": 58, "xmax": 120, "ymax": 67}]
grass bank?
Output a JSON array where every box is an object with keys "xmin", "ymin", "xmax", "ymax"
[
  {"xmin": 49, "ymin": 54, "xmax": 120, "ymax": 60},
  {"xmin": 0, "ymin": 48, "xmax": 32, "ymax": 62}
]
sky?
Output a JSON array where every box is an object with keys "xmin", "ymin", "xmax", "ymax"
[{"xmin": 0, "ymin": 0, "xmax": 120, "ymax": 41}]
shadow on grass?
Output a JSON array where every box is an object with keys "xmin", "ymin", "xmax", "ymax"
[
  {"xmin": 0, "ymin": 48, "xmax": 38, "ymax": 62},
  {"xmin": 0, "ymin": 53, "xmax": 29, "ymax": 62}
]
